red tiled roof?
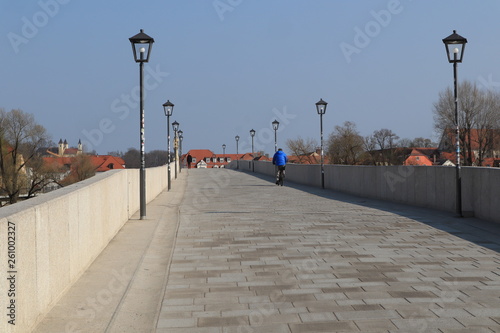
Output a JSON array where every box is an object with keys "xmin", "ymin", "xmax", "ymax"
[
  {"xmin": 184, "ymin": 149, "xmax": 215, "ymax": 164},
  {"xmin": 42, "ymin": 155, "xmax": 125, "ymax": 172},
  {"xmin": 63, "ymin": 148, "xmax": 79, "ymax": 155},
  {"xmin": 221, "ymin": 153, "xmax": 245, "ymax": 161},
  {"xmin": 441, "ymin": 128, "xmax": 500, "ymax": 150},
  {"xmin": 182, "ymin": 150, "xmax": 265, "ymax": 168},
  {"xmin": 239, "ymin": 153, "xmax": 256, "ymax": 161},
  {"xmin": 288, "ymin": 153, "xmax": 329, "ymax": 164},
  {"xmin": 409, "ymin": 148, "xmax": 439, "ymax": 156},
  {"xmin": 481, "ymin": 158, "xmax": 500, "ymax": 167},
  {"xmin": 404, "ymin": 155, "xmax": 433, "ymax": 166},
  {"xmin": 42, "ymin": 156, "xmax": 72, "ymax": 167},
  {"xmin": 440, "ymin": 152, "xmax": 455, "ymax": 161},
  {"xmin": 403, "ymin": 148, "xmax": 440, "ymax": 166},
  {"xmin": 90, "ymin": 155, "xmax": 126, "ymax": 172}
]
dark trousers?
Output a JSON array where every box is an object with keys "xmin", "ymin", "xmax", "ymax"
[{"xmin": 276, "ymin": 165, "xmax": 285, "ymax": 180}]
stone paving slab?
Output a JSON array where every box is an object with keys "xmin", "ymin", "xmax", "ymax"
[
  {"xmin": 33, "ymin": 171, "xmax": 187, "ymax": 333},
  {"xmin": 31, "ymin": 168, "xmax": 500, "ymax": 332},
  {"xmin": 157, "ymin": 168, "xmax": 500, "ymax": 333}
]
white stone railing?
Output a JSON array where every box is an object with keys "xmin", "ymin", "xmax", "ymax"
[
  {"xmin": 229, "ymin": 160, "xmax": 500, "ymax": 224},
  {"xmin": 0, "ymin": 163, "xmax": 175, "ymax": 332}
]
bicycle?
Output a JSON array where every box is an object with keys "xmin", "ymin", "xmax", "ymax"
[{"xmin": 276, "ymin": 165, "xmax": 285, "ymax": 186}]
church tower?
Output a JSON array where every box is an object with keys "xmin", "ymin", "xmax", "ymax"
[
  {"xmin": 58, "ymin": 139, "xmax": 64, "ymax": 156},
  {"xmin": 77, "ymin": 139, "xmax": 83, "ymax": 155}
]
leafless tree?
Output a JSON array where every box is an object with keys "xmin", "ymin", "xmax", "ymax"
[
  {"xmin": 286, "ymin": 137, "xmax": 318, "ymax": 163},
  {"xmin": 73, "ymin": 154, "xmax": 96, "ymax": 182},
  {"xmin": 397, "ymin": 137, "xmax": 437, "ymax": 148},
  {"xmin": 61, "ymin": 154, "xmax": 96, "ymax": 186},
  {"xmin": 121, "ymin": 148, "xmax": 171, "ymax": 168},
  {"xmin": 370, "ymin": 128, "xmax": 399, "ymax": 165},
  {"xmin": 146, "ymin": 149, "xmax": 169, "ymax": 167},
  {"xmin": 123, "ymin": 148, "xmax": 140, "ymax": 168},
  {"xmin": 362, "ymin": 135, "xmax": 377, "ymax": 165},
  {"xmin": 474, "ymin": 90, "xmax": 500, "ymax": 164},
  {"xmin": 107, "ymin": 150, "xmax": 124, "ymax": 157},
  {"xmin": 373, "ymin": 128, "xmax": 399, "ymax": 150},
  {"xmin": 397, "ymin": 138, "xmax": 413, "ymax": 148},
  {"xmin": 0, "ymin": 109, "xmax": 50, "ymax": 204},
  {"xmin": 25, "ymin": 156, "xmax": 65, "ymax": 198},
  {"xmin": 410, "ymin": 137, "xmax": 437, "ymax": 148},
  {"xmin": 327, "ymin": 121, "xmax": 364, "ymax": 165},
  {"xmin": 433, "ymin": 80, "xmax": 500, "ymax": 165}
]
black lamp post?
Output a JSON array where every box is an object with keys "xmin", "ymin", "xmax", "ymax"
[
  {"xmin": 443, "ymin": 30, "xmax": 467, "ymax": 217},
  {"xmin": 172, "ymin": 120, "xmax": 179, "ymax": 179},
  {"xmin": 129, "ymin": 29, "xmax": 154, "ymax": 220},
  {"xmin": 235, "ymin": 135, "xmax": 240, "ymax": 169},
  {"xmin": 272, "ymin": 119, "xmax": 280, "ymax": 152},
  {"xmin": 222, "ymin": 144, "xmax": 226, "ymax": 167},
  {"xmin": 178, "ymin": 130, "xmax": 183, "ymax": 172},
  {"xmin": 163, "ymin": 100, "xmax": 174, "ymax": 191},
  {"xmin": 316, "ymin": 98, "xmax": 327, "ymax": 189},
  {"xmin": 250, "ymin": 129, "xmax": 255, "ymax": 153},
  {"xmin": 250, "ymin": 129, "xmax": 256, "ymax": 172}
]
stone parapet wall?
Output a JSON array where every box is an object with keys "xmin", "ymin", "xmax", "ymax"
[
  {"xmin": 0, "ymin": 164, "xmax": 174, "ymax": 332},
  {"xmin": 229, "ymin": 161, "xmax": 499, "ymax": 224}
]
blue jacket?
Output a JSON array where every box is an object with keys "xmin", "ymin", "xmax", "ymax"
[{"xmin": 273, "ymin": 150, "xmax": 288, "ymax": 166}]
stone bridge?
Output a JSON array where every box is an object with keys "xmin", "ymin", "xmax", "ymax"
[{"xmin": 1, "ymin": 163, "xmax": 499, "ymax": 332}]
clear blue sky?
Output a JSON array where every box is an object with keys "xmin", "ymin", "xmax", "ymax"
[{"xmin": 1, "ymin": 0, "xmax": 499, "ymax": 156}]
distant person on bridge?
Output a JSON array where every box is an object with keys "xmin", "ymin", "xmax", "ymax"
[
  {"xmin": 187, "ymin": 154, "xmax": 193, "ymax": 169},
  {"xmin": 272, "ymin": 148, "xmax": 288, "ymax": 186}
]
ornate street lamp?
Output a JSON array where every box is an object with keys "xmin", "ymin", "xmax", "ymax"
[
  {"xmin": 272, "ymin": 119, "xmax": 280, "ymax": 153},
  {"xmin": 316, "ymin": 98, "xmax": 327, "ymax": 189},
  {"xmin": 250, "ymin": 129, "xmax": 256, "ymax": 153},
  {"xmin": 172, "ymin": 121, "xmax": 179, "ymax": 131},
  {"xmin": 250, "ymin": 129, "xmax": 256, "ymax": 172},
  {"xmin": 443, "ymin": 30, "xmax": 467, "ymax": 217},
  {"xmin": 129, "ymin": 29, "xmax": 154, "ymax": 220},
  {"xmin": 172, "ymin": 120, "xmax": 179, "ymax": 179},
  {"xmin": 163, "ymin": 100, "xmax": 174, "ymax": 191},
  {"xmin": 129, "ymin": 29, "xmax": 154, "ymax": 63},
  {"xmin": 443, "ymin": 30, "xmax": 467, "ymax": 63},
  {"xmin": 222, "ymin": 144, "xmax": 226, "ymax": 156},
  {"xmin": 235, "ymin": 135, "xmax": 240, "ymax": 169}
]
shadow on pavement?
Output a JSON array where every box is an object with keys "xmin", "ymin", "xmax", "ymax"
[{"xmin": 235, "ymin": 169, "xmax": 500, "ymax": 254}]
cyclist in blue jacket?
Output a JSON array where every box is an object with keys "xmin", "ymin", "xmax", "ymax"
[{"xmin": 272, "ymin": 148, "xmax": 288, "ymax": 185}]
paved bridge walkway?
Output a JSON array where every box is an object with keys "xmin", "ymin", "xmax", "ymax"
[{"xmin": 34, "ymin": 169, "xmax": 500, "ymax": 332}]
